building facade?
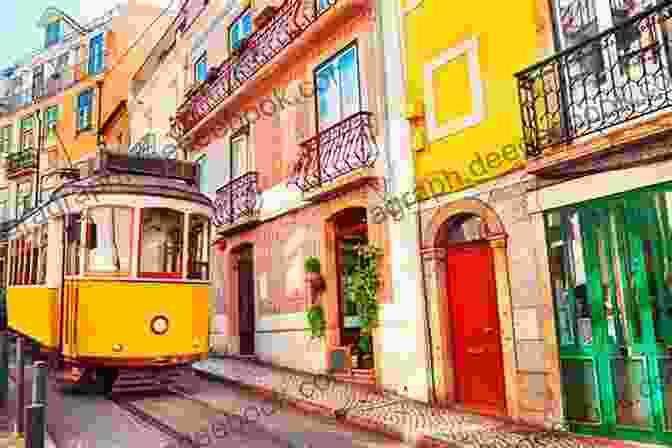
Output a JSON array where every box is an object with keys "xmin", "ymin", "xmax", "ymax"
[
  {"xmin": 520, "ymin": 0, "xmax": 672, "ymax": 444},
  {"xmin": 165, "ymin": 0, "xmax": 434, "ymax": 400},
  {"xmin": 397, "ymin": 0, "xmax": 550, "ymax": 425}
]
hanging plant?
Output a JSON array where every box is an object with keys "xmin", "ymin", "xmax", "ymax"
[
  {"xmin": 307, "ymin": 303, "xmax": 326, "ymax": 339},
  {"xmin": 350, "ymin": 244, "xmax": 383, "ymax": 355}
]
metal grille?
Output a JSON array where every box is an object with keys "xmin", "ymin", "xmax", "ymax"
[
  {"xmin": 213, "ymin": 171, "xmax": 261, "ymax": 227},
  {"xmin": 516, "ymin": 1, "xmax": 672, "ymax": 157}
]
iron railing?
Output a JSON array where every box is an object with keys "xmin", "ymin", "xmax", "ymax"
[
  {"xmin": 213, "ymin": 171, "xmax": 261, "ymax": 227},
  {"xmin": 516, "ymin": 1, "xmax": 672, "ymax": 157},
  {"xmin": 173, "ymin": 0, "xmax": 341, "ymax": 136},
  {"xmin": 289, "ymin": 111, "xmax": 378, "ymax": 192},
  {"xmin": 5, "ymin": 151, "xmax": 36, "ymax": 176}
]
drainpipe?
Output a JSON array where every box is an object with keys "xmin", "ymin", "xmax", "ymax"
[{"xmin": 96, "ymin": 80, "xmax": 104, "ymax": 150}]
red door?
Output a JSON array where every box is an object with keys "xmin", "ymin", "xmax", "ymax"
[{"xmin": 446, "ymin": 242, "xmax": 506, "ymax": 414}]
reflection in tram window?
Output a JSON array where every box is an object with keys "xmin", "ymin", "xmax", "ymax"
[
  {"xmin": 85, "ymin": 207, "xmax": 132, "ymax": 274},
  {"xmin": 65, "ymin": 214, "xmax": 82, "ymax": 276},
  {"xmin": 187, "ymin": 214, "xmax": 210, "ymax": 280},
  {"xmin": 140, "ymin": 208, "xmax": 184, "ymax": 278}
]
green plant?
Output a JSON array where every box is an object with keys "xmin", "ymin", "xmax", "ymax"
[
  {"xmin": 304, "ymin": 256, "xmax": 321, "ymax": 274},
  {"xmin": 307, "ymin": 304, "xmax": 326, "ymax": 339},
  {"xmin": 350, "ymin": 244, "xmax": 383, "ymax": 354}
]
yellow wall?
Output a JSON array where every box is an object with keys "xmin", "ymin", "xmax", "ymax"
[
  {"xmin": 73, "ymin": 281, "xmax": 209, "ymax": 359},
  {"xmin": 404, "ymin": 1, "xmax": 537, "ymax": 191},
  {"xmin": 7, "ymin": 287, "xmax": 59, "ymax": 349}
]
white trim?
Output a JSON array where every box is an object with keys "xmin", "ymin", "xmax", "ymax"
[{"xmin": 424, "ymin": 36, "xmax": 485, "ymax": 141}]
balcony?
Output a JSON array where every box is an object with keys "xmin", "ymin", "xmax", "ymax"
[
  {"xmin": 289, "ymin": 111, "xmax": 378, "ymax": 194},
  {"xmin": 5, "ymin": 151, "xmax": 37, "ymax": 178},
  {"xmin": 173, "ymin": 0, "xmax": 345, "ymax": 137},
  {"xmin": 516, "ymin": 1, "xmax": 672, "ymax": 159},
  {"xmin": 213, "ymin": 172, "xmax": 261, "ymax": 233}
]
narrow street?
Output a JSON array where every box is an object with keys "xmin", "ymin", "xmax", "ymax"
[{"xmin": 18, "ymin": 366, "xmax": 410, "ymax": 448}]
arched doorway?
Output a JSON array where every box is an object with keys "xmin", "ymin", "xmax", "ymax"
[
  {"xmin": 438, "ymin": 213, "xmax": 507, "ymax": 415},
  {"xmin": 233, "ymin": 244, "xmax": 255, "ymax": 356}
]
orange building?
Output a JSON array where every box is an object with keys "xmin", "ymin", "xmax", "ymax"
[{"xmin": 0, "ymin": 1, "xmax": 173, "ymax": 239}]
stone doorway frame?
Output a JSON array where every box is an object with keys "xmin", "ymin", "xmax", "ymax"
[{"xmin": 421, "ymin": 198, "xmax": 519, "ymax": 419}]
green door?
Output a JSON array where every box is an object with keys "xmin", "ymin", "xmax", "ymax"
[{"xmin": 546, "ymin": 188, "xmax": 672, "ymax": 444}]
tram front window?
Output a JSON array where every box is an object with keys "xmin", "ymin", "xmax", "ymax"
[
  {"xmin": 139, "ymin": 208, "xmax": 184, "ymax": 278},
  {"xmin": 85, "ymin": 207, "xmax": 132, "ymax": 274}
]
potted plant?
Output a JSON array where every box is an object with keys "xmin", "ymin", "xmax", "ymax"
[
  {"xmin": 351, "ymin": 244, "xmax": 383, "ymax": 370},
  {"xmin": 306, "ymin": 303, "xmax": 325, "ymax": 339},
  {"xmin": 304, "ymin": 256, "xmax": 325, "ymax": 291}
]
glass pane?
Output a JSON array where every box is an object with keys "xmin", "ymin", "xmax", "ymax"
[
  {"xmin": 569, "ymin": 211, "xmax": 593, "ymax": 346},
  {"xmin": 547, "ymin": 211, "xmax": 575, "ymax": 346},
  {"xmin": 340, "ymin": 233, "xmax": 368, "ymax": 330},
  {"xmin": 317, "ymin": 65, "xmax": 338, "ymax": 130},
  {"xmin": 86, "ymin": 207, "xmax": 132, "ymax": 273},
  {"xmin": 653, "ymin": 191, "xmax": 672, "ymax": 345},
  {"xmin": 612, "ymin": 357, "xmax": 652, "ymax": 428},
  {"xmin": 594, "ymin": 215, "xmax": 622, "ymax": 345},
  {"xmin": 338, "ymin": 47, "xmax": 360, "ymax": 119},
  {"xmin": 187, "ymin": 214, "xmax": 209, "ymax": 281},
  {"xmin": 230, "ymin": 136, "xmax": 244, "ymax": 180},
  {"xmin": 140, "ymin": 208, "xmax": 183, "ymax": 275},
  {"xmin": 658, "ymin": 357, "xmax": 672, "ymax": 431},
  {"xmin": 561, "ymin": 359, "xmax": 601, "ymax": 423},
  {"xmin": 610, "ymin": 205, "xmax": 643, "ymax": 343}
]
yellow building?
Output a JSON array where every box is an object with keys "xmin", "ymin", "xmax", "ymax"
[{"xmin": 398, "ymin": 0, "xmax": 554, "ymax": 425}]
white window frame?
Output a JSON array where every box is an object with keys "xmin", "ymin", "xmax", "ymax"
[{"xmin": 423, "ymin": 36, "xmax": 484, "ymax": 142}]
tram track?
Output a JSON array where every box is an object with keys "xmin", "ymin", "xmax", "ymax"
[{"xmin": 110, "ymin": 386, "xmax": 292, "ymax": 448}]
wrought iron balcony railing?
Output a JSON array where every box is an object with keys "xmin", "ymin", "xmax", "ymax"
[
  {"xmin": 289, "ymin": 111, "xmax": 378, "ymax": 192},
  {"xmin": 173, "ymin": 0, "xmax": 340, "ymax": 136},
  {"xmin": 213, "ymin": 172, "xmax": 261, "ymax": 227},
  {"xmin": 516, "ymin": 1, "xmax": 672, "ymax": 158},
  {"xmin": 5, "ymin": 151, "xmax": 36, "ymax": 176}
]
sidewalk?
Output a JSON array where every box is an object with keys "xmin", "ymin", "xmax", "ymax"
[{"xmin": 192, "ymin": 356, "xmax": 656, "ymax": 448}]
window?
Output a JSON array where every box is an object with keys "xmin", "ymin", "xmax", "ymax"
[
  {"xmin": 0, "ymin": 125, "xmax": 11, "ymax": 155},
  {"xmin": 195, "ymin": 53, "xmax": 207, "ymax": 83},
  {"xmin": 197, "ymin": 154, "xmax": 208, "ymax": 193},
  {"xmin": 315, "ymin": 45, "xmax": 361, "ymax": 131},
  {"xmin": 0, "ymin": 190, "xmax": 8, "ymax": 223},
  {"xmin": 230, "ymin": 131, "xmax": 249, "ymax": 181},
  {"xmin": 15, "ymin": 182, "xmax": 32, "ymax": 219},
  {"xmin": 88, "ymin": 34, "xmax": 105, "ymax": 75},
  {"xmin": 77, "ymin": 90, "xmax": 94, "ymax": 131},
  {"xmin": 32, "ymin": 66, "xmax": 44, "ymax": 99},
  {"xmin": 65, "ymin": 213, "xmax": 81, "ymax": 276},
  {"xmin": 139, "ymin": 208, "xmax": 184, "ymax": 278},
  {"xmin": 45, "ymin": 105, "xmax": 59, "ymax": 145},
  {"xmin": 187, "ymin": 214, "xmax": 210, "ymax": 280},
  {"xmin": 85, "ymin": 207, "xmax": 133, "ymax": 274},
  {"xmin": 20, "ymin": 116, "xmax": 34, "ymax": 152},
  {"xmin": 45, "ymin": 21, "xmax": 62, "ymax": 47},
  {"xmin": 229, "ymin": 9, "xmax": 253, "ymax": 52},
  {"xmin": 317, "ymin": 0, "xmax": 332, "ymax": 13}
]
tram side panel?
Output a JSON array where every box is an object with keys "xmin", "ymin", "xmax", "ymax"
[
  {"xmin": 7, "ymin": 287, "xmax": 60, "ymax": 350},
  {"xmin": 72, "ymin": 281, "xmax": 209, "ymax": 361}
]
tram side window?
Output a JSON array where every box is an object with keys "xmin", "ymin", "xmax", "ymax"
[
  {"xmin": 187, "ymin": 214, "xmax": 210, "ymax": 280},
  {"xmin": 139, "ymin": 208, "xmax": 184, "ymax": 278},
  {"xmin": 85, "ymin": 206, "xmax": 132, "ymax": 274},
  {"xmin": 9, "ymin": 224, "xmax": 47, "ymax": 286},
  {"xmin": 0, "ymin": 244, "xmax": 6, "ymax": 288},
  {"xmin": 65, "ymin": 214, "xmax": 81, "ymax": 276}
]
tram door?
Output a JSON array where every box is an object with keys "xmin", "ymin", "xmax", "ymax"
[{"xmin": 549, "ymin": 191, "xmax": 672, "ymax": 444}]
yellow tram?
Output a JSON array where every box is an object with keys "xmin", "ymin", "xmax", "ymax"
[{"xmin": 3, "ymin": 150, "xmax": 212, "ymax": 393}]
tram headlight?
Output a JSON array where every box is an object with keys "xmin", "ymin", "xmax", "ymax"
[{"xmin": 150, "ymin": 316, "xmax": 169, "ymax": 335}]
